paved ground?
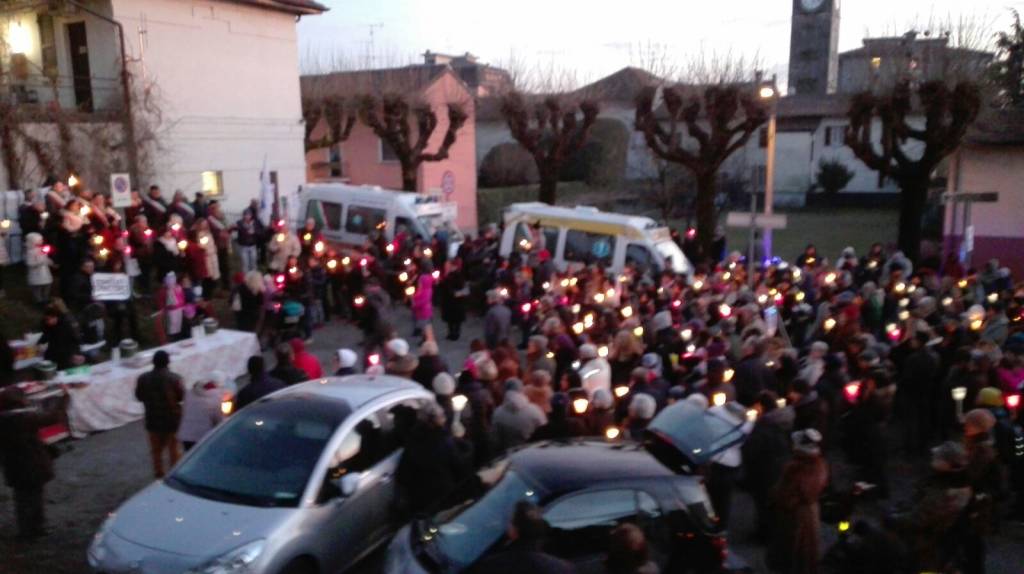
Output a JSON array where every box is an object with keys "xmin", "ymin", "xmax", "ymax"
[{"xmin": 1, "ymin": 309, "xmax": 1021, "ymax": 573}]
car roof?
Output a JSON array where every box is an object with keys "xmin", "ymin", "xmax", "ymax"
[
  {"xmin": 509, "ymin": 439, "xmax": 674, "ymax": 496},
  {"xmin": 302, "ymin": 183, "xmax": 416, "ymax": 205},
  {"xmin": 269, "ymin": 374, "xmax": 430, "ymax": 410},
  {"xmin": 505, "ymin": 202, "xmax": 661, "ymax": 232}
]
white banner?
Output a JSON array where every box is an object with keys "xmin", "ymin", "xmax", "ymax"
[{"xmin": 91, "ymin": 272, "xmax": 131, "ymax": 301}]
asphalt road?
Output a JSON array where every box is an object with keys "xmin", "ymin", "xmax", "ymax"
[{"xmin": 2, "ymin": 309, "xmax": 1022, "ymax": 573}]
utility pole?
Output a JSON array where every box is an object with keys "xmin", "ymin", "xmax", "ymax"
[{"xmin": 367, "ymin": 23, "xmax": 384, "ymax": 67}]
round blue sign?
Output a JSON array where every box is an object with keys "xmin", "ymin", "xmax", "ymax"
[{"xmin": 591, "ymin": 240, "xmax": 611, "ymax": 259}]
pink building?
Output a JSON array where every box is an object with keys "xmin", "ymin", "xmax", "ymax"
[
  {"xmin": 302, "ymin": 66, "xmax": 478, "ymax": 230},
  {"xmin": 945, "ymin": 108, "xmax": 1024, "ymax": 275}
]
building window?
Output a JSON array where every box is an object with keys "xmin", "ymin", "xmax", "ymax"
[
  {"xmin": 379, "ymin": 138, "xmax": 399, "ymax": 162},
  {"xmin": 824, "ymin": 126, "xmax": 846, "ymax": 148},
  {"xmin": 871, "ymin": 57, "xmax": 882, "ymax": 70},
  {"xmin": 329, "ymin": 145, "xmax": 343, "ymax": 178},
  {"xmin": 201, "ymin": 171, "xmax": 224, "ymax": 196},
  {"xmin": 36, "ymin": 14, "xmax": 58, "ymax": 77},
  {"xmin": 345, "ymin": 205, "xmax": 387, "ymax": 234}
]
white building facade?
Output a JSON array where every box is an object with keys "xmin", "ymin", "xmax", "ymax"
[{"xmin": 1, "ymin": 0, "xmax": 322, "ymax": 216}]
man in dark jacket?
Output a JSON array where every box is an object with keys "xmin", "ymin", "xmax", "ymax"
[
  {"xmin": 236, "ymin": 356, "xmax": 285, "ymax": 409},
  {"xmin": 902, "ymin": 331, "xmax": 941, "ymax": 454},
  {"xmin": 734, "ymin": 336, "xmax": 776, "ymax": 406},
  {"xmin": 268, "ymin": 343, "xmax": 307, "ymax": 386},
  {"xmin": 468, "ymin": 501, "xmax": 575, "ymax": 574},
  {"xmin": 741, "ymin": 391, "xmax": 794, "ymax": 541},
  {"xmin": 396, "ymin": 402, "xmax": 471, "ymax": 515},
  {"xmin": 0, "ymin": 387, "xmax": 69, "ymax": 539},
  {"xmin": 134, "ymin": 350, "xmax": 185, "ymax": 478}
]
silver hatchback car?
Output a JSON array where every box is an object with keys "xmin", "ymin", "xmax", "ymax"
[{"xmin": 87, "ymin": 375, "xmax": 434, "ymax": 574}]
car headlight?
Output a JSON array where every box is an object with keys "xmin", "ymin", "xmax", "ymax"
[
  {"xmin": 186, "ymin": 540, "xmax": 265, "ymax": 574},
  {"xmin": 87, "ymin": 513, "xmax": 116, "ymax": 565}
]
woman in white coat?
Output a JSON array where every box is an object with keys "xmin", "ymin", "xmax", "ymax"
[
  {"xmin": 177, "ymin": 371, "xmax": 233, "ymax": 450},
  {"xmin": 24, "ymin": 232, "xmax": 53, "ymax": 304}
]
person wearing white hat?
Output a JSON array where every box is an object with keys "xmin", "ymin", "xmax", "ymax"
[
  {"xmin": 334, "ymin": 349, "xmax": 359, "ymax": 376},
  {"xmin": 385, "ymin": 338, "xmax": 410, "ymax": 359},
  {"xmin": 177, "ymin": 371, "xmax": 229, "ymax": 451}
]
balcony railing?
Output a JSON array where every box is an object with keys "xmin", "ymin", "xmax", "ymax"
[{"xmin": 1, "ymin": 69, "xmax": 123, "ymax": 119}]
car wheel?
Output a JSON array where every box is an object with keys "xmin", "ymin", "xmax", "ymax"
[{"xmin": 279, "ymin": 557, "xmax": 318, "ymax": 574}]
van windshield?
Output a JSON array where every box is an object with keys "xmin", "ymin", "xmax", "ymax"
[{"xmin": 655, "ymin": 240, "xmax": 689, "ymax": 274}]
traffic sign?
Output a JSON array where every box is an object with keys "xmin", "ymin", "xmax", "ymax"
[
  {"xmin": 441, "ymin": 171, "xmax": 456, "ymax": 196},
  {"xmin": 110, "ymin": 173, "xmax": 132, "ymax": 208},
  {"xmin": 725, "ymin": 212, "xmax": 788, "ymax": 230}
]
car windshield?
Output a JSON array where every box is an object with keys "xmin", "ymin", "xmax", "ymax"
[
  {"xmin": 432, "ymin": 469, "xmax": 542, "ymax": 569},
  {"xmin": 167, "ymin": 396, "xmax": 350, "ymax": 507},
  {"xmin": 655, "ymin": 240, "xmax": 688, "ymax": 274},
  {"xmin": 645, "ymin": 401, "xmax": 747, "ymax": 471}
]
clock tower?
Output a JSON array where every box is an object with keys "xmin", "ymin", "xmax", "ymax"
[{"xmin": 787, "ymin": 0, "xmax": 840, "ymax": 96}]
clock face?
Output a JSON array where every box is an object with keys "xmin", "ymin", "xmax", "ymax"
[{"xmin": 801, "ymin": 0, "xmax": 825, "ymax": 11}]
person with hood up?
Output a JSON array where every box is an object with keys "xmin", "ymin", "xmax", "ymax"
[
  {"xmin": 579, "ymin": 343, "xmax": 612, "ymax": 399},
  {"xmin": 432, "ymin": 372, "xmax": 457, "ymax": 429},
  {"xmin": 177, "ymin": 371, "xmax": 232, "ymax": 450},
  {"xmin": 334, "ymin": 348, "xmax": 359, "ymax": 376},
  {"xmin": 39, "ymin": 303, "xmax": 82, "ymax": 370},
  {"xmin": 492, "ymin": 378, "xmax": 547, "ymax": 454},
  {"xmin": 289, "ymin": 337, "xmax": 322, "ymax": 379},
  {"xmin": 25, "ymin": 232, "xmax": 53, "ymax": 304},
  {"xmin": 638, "ymin": 355, "xmax": 671, "ymax": 408},
  {"xmin": 767, "ymin": 429, "xmax": 829, "ymax": 574},
  {"xmin": 524, "ymin": 334, "xmax": 556, "ymax": 377},
  {"xmin": 484, "ymin": 288, "xmax": 512, "ymax": 349},
  {"xmin": 0, "ymin": 386, "xmax": 69, "ymax": 539}
]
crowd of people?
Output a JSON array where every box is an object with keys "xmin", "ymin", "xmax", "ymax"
[{"xmin": 2, "ymin": 179, "xmax": 1024, "ymax": 572}]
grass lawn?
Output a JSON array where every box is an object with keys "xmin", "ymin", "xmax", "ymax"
[{"xmin": 722, "ymin": 208, "xmax": 900, "ymax": 263}]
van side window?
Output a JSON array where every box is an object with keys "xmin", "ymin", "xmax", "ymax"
[
  {"xmin": 513, "ymin": 223, "xmax": 534, "ymax": 252},
  {"xmin": 564, "ymin": 230, "xmax": 614, "ymax": 266},
  {"xmin": 346, "ymin": 206, "xmax": 387, "ymax": 235},
  {"xmin": 307, "ymin": 200, "xmax": 343, "ymax": 232},
  {"xmin": 625, "ymin": 243, "xmax": 653, "ymax": 272}
]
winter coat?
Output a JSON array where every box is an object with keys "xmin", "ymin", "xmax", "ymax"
[
  {"xmin": 530, "ymin": 413, "xmax": 587, "ymax": 442},
  {"xmin": 134, "ymin": 368, "xmax": 185, "ymax": 434},
  {"xmin": 492, "ymin": 391, "xmax": 547, "ymax": 453},
  {"xmin": 41, "ymin": 315, "xmax": 81, "ymax": 370},
  {"xmin": 793, "ymin": 391, "xmax": 828, "ymax": 436},
  {"xmin": 236, "ymin": 374, "xmax": 285, "ymax": 409},
  {"xmin": 269, "ymin": 362, "xmax": 308, "ymax": 386},
  {"xmin": 396, "ymin": 423, "xmax": 471, "ymax": 514},
  {"xmin": 289, "ymin": 338, "xmax": 323, "ymax": 379},
  {"xmin": 411, "ymin": 273, "xmax": 435, "ymax": 321},
  {"xmin": 735, "ymin": 355, "xmax": 776, "ymax": 406},
  {"xmin": 25, "ymin": 233, "xmax": 52, "ymax": 286},
  {"xmin": 412, "ymin": 355, "xmax": 449, "ymax": 389},
  {"xmin": 484, "ymin": 303, "xmax": 512, "ymax": 348},
  {"xmin": 741, "ymin": 407, "xmax": 793, "ymax": 497},
  {"xmin": 177, "ymin": 383, "xmax": 225, "ymax": 444},
  {"xmin": 153, "ymin": 237, "xmax": 182, "ymax": 280},
  {"xmin": 268, "ymin": 232, "xmax": 301, "ymax": 272},
  {"xmin": 579, "ymin": 357, "xmax": 612, "ymax": 399},
  {"xmin": 199, "ymin": 233, "xmax": 220, "ymax": 281},
  {"xmin": 768, "ymin": 452, "xmax": 829, "ymax": 574},
  {"xmin": 899, "ymin": 472, "xmax": 972, "ymax": 572},
  {"xmin": 439, "ymin": 269, "xmax": 468, "ymax": 325},
  {"xmin": 0, "ymin": 404, "xmax": 63, "ymax": 489}
]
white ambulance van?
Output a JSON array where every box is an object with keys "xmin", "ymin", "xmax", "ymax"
[
  {"xmin": 298, "ymin": 184, "xmax": 462, "ymax": 257},
  {"xmin": 499, "ymin": 203, "xmax": 691, "ymax": 276}
]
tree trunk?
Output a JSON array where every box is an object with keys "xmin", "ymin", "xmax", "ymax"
[
  {"xmin": 400, "ymin": 161, "xmax": 417, "ymax": 192},
  {"xmin": 538, "ymin": 172, "xmax": 559, "ymax": 205},
  {"xmin": 897, "ymin": 176, "xmax": 929, "ymax": 263},
  {"xmin": 695, "ymin": 170, "xmax": 718, "ymax": 263}
]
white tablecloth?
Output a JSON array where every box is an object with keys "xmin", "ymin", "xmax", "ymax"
[{"xmin": 55, "ymin": 330, "xmax": 261, "ymax": 436}]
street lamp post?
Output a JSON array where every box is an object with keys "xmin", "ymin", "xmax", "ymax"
[{"xmin": 759, "ymin": 83, "xmax": 778, "ymax": 261}]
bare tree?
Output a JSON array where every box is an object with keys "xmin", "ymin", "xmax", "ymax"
[
  {"xmin": 301, "ymin": 96, "xmax": 357, "ymax": 152},
  {"xmin": 634, "ymin": 82, "xmax": 768, "ymax": 261},
  {"xmin": 357, "ymin": 94, "xmax": 469, "ymax": 191},
  {"xmin": 846, "ymin": 80, "xmax": 981, "ymax": 261},
  {"xmin": 500, "ymin": 92, "xmax": 599, "ymax": 205},
  {"xmin": 992, "ymin": 9, "xmax": 1024, "ymax": 108}
]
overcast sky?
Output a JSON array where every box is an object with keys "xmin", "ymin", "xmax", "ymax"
[{"xmin": 297, "ymin": 0, "xmax": 1017, "ymax": 85}]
